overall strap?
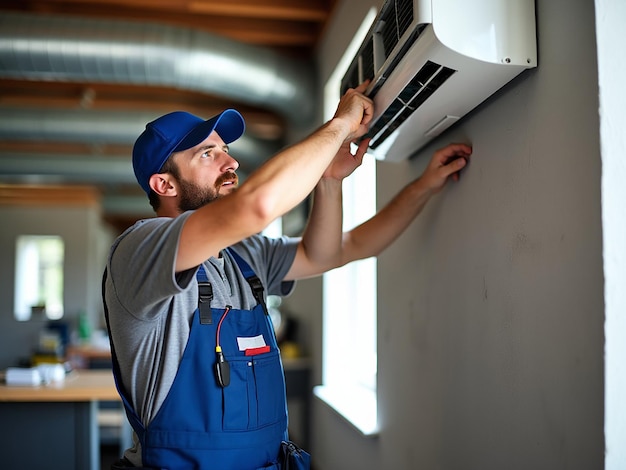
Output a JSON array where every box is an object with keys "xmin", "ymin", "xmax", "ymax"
[
  {"xmin": 226, "ymin": 248, "xmax": 269, "ymax": 316},
  {"xmin": 196, "ymin": 266, "xmax": 213, "ymax": 325}
]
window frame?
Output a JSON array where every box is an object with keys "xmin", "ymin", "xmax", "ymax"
[{"xmin": 313, "ymin": 7, "xmax": 380, "ymax": 437}]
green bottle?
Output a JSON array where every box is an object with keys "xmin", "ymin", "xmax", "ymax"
[{"xmin": 78, "ymin": 311, "xmax": 91, "ymax": 344}]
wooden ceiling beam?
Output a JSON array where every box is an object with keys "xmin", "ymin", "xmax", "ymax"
[
  {"xmin": 1, "ymin": 6, "xmax": 320, "ymax": 50},
  {"xmin": 11, "ymin": 0, "xmax": 330, "ymax": 21},
  {"xmin": 187, "ymin": 0, "xmax": 329, "ymax": 21},
  {"xmin": 0, "ymin": 184, "xmax": 101, "ymax": 208}
]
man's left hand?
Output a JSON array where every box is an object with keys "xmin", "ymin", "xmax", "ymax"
[{"xmin": 322, "ymin": 137, "xmax": 371, "ymax": 181}]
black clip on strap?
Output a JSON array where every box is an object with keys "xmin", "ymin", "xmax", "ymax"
[
  {"xmin": 197, "ymin": 266, "xmax": 214, "ymax": 325},
  {"xmin": 198, "ymin": 282, "xmax": 213, "ymax": 325},
  {"xmin": 198, "ymin": 281, "xmax": 213, "ymax": 324},
  {"xmin": 248, "ymin": 276, "xmax": 269, "ymax": 316},
  {"xmin": 226, "ymin": 248, "xmax": 269, "ymax": 316}
]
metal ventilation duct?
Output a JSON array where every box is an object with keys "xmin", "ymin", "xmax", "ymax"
[
  {"xmin": 0, "ymin": 12, "xmax": 315, "ymax": 126},
  {"xmin": 0, "ymin": 108, "xmax": 280, "ymax": 169}
]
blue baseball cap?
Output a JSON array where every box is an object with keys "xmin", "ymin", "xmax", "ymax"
[{"xmin": 132, "ymin": 109, "xmax": 245, "ymax": 195}]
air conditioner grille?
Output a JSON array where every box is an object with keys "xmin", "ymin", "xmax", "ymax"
[
  {"xmin": 367, "ymin": 61, "xmax": 456, "ymax": 150},
  {"xmin": 344, "ymin": 66, "xmax": 360, "ymax": 95},
  {"xmin": 361, "ymin": 38, "xmax": 374, "ymax": 84},
  {"xmin": 340, "ymin": 0, "xmax": 426, "ymax": 96},
  {"xmin": 396, "ymin": 60, "xmax": 440, "ymax": 104},
  {"xmin": 380, "ymin": 0, "xmax": 414, "ymax": 58}
]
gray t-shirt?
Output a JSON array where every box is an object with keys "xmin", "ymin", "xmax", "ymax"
[{"xmin": 104, "ymin": 212, "xmax": 298, "ymax": 462}]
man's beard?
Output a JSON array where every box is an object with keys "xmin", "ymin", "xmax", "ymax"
[{"xmin": 177, "ymin": 172, "xmax": 238, "ymax": 212}]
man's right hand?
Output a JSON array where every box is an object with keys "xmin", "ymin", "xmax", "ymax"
[{"xmin": 332, "ymin": 81, "xmax": 374, "ymax": 143}]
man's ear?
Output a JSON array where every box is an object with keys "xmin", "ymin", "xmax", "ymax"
[{"xmin": 149, "ymin": 173, "xmax": 177, "ymax": 197}]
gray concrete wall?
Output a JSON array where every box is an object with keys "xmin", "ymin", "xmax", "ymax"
[{"xmin": 294, "ymin": 0, "xmax": 605, "ymax": 468}]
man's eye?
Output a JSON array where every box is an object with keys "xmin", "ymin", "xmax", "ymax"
[{"xmin": 201, "ymin": 150, "xmax": 212, "ymax": 158}]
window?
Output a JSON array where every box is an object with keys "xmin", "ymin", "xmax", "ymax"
[
  {"xmin": 313, "ymin": 7, "xmax": 379, "ymax": 436},
  {"xmin": 318, "ymin": 159, "xmax": 377, "ymax": 435},
  {"xmin": 14, "ymin": 235, "xmax": 65, "ymax": 321}
]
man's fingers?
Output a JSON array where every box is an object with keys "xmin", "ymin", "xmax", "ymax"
[
  {"xmin": 437, "ymin": 143, "xmax": 472, "ymax": 163},
  {"xmin": 353, "ymin": 80, "xmax": 371, "ymax": 94},
  {"xmin": 360, "ymin": 99, "xmax": 374, "ymax": 128},
  {"xmin": 353, "ymin": 137, "xmax": 371, "ymax": 160},
  {"xmin": 441, "ymin": 154, "xmax": 467, "ymax": 182}
]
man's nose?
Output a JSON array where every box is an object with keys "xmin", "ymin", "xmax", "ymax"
[{"xmin": 220, "ymin": 151, "xmax": 239, "ymax": 172}]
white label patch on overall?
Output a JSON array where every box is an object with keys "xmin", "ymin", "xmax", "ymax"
[{"xmin": 237, "ymin": 335, "xmax": 267, "ymax": 351}]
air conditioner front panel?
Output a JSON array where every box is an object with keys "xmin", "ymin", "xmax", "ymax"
[
  {"xmin": 432, "ymin": 0, "xmax": 537, "ymax": 66},
  {"xmin": 366, "ymin": 26, "xmax": 532, "ymax": 161},
  {"xmin": 341, "ymin": 0, "xmax": 537, "ymax": 161}
]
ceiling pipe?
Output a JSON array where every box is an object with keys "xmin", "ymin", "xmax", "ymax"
[
  {"xmin": 0, "ymin": 152, "xmax": 250, "ymax": 184},
  {"xmin": 0, "ymin": 153, "xmax": 252, "ymax": 216},
  {"xmin": 0, "ymin": 12, "xmax": 316, "ymax": 126},
  {"xmin": 0, "ymin": 153, "xmax": 136, "ymax": 184},
  {"xmin": 0, "ymin": 108, "xmax": 281, "ymax": 169}
]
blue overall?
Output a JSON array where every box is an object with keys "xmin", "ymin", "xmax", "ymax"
[{"xmin": 105, "ymin": 249, "xmax": 288, "ymax": 469}]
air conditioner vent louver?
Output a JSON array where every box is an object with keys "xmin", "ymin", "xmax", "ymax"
[
  {"xmin": 344, "ymin": 67, "xmax": 360, "ymax": 95},
  {"xmin": 367, "ymin": 61, "xmax": 456, "ymax": 149},
  {"xmin": 380, "ymin": 0, "xmax": 414, "ymax": 55},
  {"xmin": 361, "ymin": 38, "xmax": 375, "ymax": 83},
  {"xmin": 340, "ymin": 0, "xmax": 421, "ymax": 96}
]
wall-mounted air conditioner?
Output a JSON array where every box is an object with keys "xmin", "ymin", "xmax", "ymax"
[{"xmin": 341, "ymin": 0, "xmax": 537, "ymax": 161}]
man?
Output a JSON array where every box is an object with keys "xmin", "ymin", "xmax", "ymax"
[{"xmin": 103, "ymin": 82, "xmax": 471, "ymax": 469}]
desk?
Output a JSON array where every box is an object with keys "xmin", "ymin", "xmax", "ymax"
[
  {"xmin": 66, "ymin": 344, "xmax": 113, "ymax": 370},
  {"xmin": 0, "ymin": 370, "xmax": 120, "ymax": 470}
]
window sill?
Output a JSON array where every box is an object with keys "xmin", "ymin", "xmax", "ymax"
[{"xmin": 313, "ymin": 384, "xmax": 379, "ymax": 437}]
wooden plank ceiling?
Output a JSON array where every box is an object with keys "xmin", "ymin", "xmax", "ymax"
[{"xmin": 0, "ymin": 0, "xmax": 338, "ymax": 232}]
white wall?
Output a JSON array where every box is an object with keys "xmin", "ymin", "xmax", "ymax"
[
  {"xmin": 597, "ymin": 0, "xmax": 626, "ymax": 468},
  {"xmin": 0, "ymin": 205, "xmax": 114, "ymax": 369},
  {"xmin": 295, "ymin": 0, "xmax": 607, "ymax": 468}
]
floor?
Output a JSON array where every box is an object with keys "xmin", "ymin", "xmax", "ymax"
[{"xmin": 100, "ymin": 444, "xmax": 122, "ymax": 470}]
